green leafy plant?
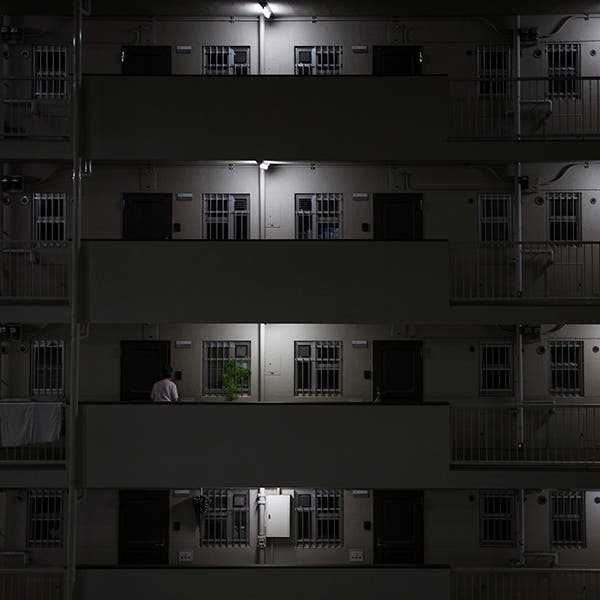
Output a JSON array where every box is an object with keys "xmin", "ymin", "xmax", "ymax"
[{"xmin": 222, "ymin": 358, "xmax": 251, "ymax": 401}]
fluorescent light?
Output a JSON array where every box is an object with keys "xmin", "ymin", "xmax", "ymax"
[
  {"xmin": 259, "ymin": 160, "xmax": 270, "ymax": 170},
  {"xmin": 259, "ymin": 1, "xmax": 273, "ymax": 18}
]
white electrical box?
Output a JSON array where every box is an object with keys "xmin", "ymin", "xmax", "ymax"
[{"xmin": 265, "ymin": 495, "xmax": 291, "ymax": 537}]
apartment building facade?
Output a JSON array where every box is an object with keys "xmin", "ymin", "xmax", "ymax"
[{"xmin": 2, "ymin": 1, "xmax": 600, "ymax": 599}]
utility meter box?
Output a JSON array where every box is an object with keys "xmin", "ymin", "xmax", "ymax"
[{"xmin": 265, "ymin": 495, "xmax": 291, "ymax": 537}]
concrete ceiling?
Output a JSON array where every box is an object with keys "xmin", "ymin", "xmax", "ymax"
[{"xmin": 4, "ymin": 0, "xmax": 600, "ymax": 17}]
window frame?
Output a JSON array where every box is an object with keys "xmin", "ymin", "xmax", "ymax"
[
  {"xmin": 549, "ymin": 340, "xmax": 584, "ymax": 396},
  {"xmin": 546, "ymin": 192, "xmax": 582, "ymax": 243},
  {"xmin": 546, "ymin": 42, "xmax": 581, "ymax": 99},
  {"xmin": 295, "ymin": 193, "xmax": 343, "ymax": 240},
  {"xmin": 202, "ymin": 193, "xmax": 250, "ymax": 240},
  {"xmin": 479, "ymin": 342, "xmax": 513, "ymax": 396},
  {"xmin": 476, "ymin": 45, "xmax": 512, "ymax": 98},
  {"xmin": 294, "ymin": 489, "xmax": 343, "ymax": 548},
  {"xmin": 478, "ymin": 192, "xmax": 513, "ymax": 242},
  {"xmin": 294, "ymin": 46, "xmax": 343, "ymax": 75},
  {"xmin": 479, "ymin": 491, "xmax": 515, "ymax": 548},
  {"xmin": 27, "ymin": 489, "xmax": 64, "ymax": 548},
  {"xmin": 294, "ymin": 341, "xmax": 343, "ymax": 396},
  {"xmin": 31, "ymin": 339, "xmax": 65, "ymax": 397},
  {"xmin": 550, "ymin": 490, "xmax": 586, "ymax": 548},
  {"xmin": 32, "ymin": 44, "xmax": 68, "ymax": 100},
  {"xmin": 202, "ymin": 340, "xmax": 251, "ymax": 396},
  {"xmin": 199, "ymin": 488, "xmax": 250, "ymax": 547},
  {"xmin": 32, "ymin": 192, "xmax": 67, "ymax": 243},
  {"xmin": 202, "ymin": 45, "xmax": 251, "ymax": 76}
]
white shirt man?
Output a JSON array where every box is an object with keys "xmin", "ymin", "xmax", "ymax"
[{"xmin": 151, "ymin": 370, "xmax": 179, "ymax": 402}]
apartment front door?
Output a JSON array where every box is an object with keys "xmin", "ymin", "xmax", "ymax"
[
  {"xmin": 373, "ymin": 46, "xmax": 423, "ymax": 75},
  {"xmin": 373, "ymin": 341, "xmax": 423, "ymax": 402},
  {"xmin": 373, "ymin": 193, "xmax": 423, "ymax": 240},
  {"xmin": 118, "ymin": 490, "xmax": 170, "ymax": 565},
  {"xmin": 120, "ymin": 340, "xmax": 171, "ymax": 402},
  {"xmin": 374, "ymin": 490, "xmax": 424, "ymax": 564},
  {"xmin": 122, "ymin": 193, "xmax": 172, "ymax": 240}
]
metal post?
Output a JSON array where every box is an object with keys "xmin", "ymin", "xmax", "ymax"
[
  {"xmin": 259, "ymin": 324, "xmax": 266, "ymax": 402},
  {"xmin": 514, "ymin": 162, "xmax": 523, "ymax": 296},
  {"xmin": 518, "ymin": 488, "xmax": 526, "ymax": 565},
  {"xmin": 513, "ymin": 15, "xmax": 521, "ymax": 140},
  {"xmin": 516, "ymin": 324, "xmax": 525, "ymax": 452},
  {"xmin": 64, "ymin": 1, "xmax": 82, "ymax": 599},
  {"xmin": 258, "ymin": 14, "xmax": 266, "ymax": 74},
  {"xmin": 257, "ymin": 488, "xmax": 267, "ymax": 563},
  {"xmin": 258, "ymin": 166, "xmax": 266, "ymax": 239}
]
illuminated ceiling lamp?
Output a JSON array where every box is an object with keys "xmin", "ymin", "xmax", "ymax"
[
  {"xmin": 258, "ymin": 160, "xmax": 270, "ymax": 170},
  {"xmin": 258, "ymin": 1, "xmax": 273, "ymax": 18}
]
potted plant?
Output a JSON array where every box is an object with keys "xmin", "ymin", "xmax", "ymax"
[{"xmin": 222, "ymin": 358, "xmax": 251, "ymax": 401}]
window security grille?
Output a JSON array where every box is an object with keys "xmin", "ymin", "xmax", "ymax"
[
  {"xmin": 550, "ymin": 491, "xmax": 585, "ymax": 548},
  {"xmin": 27, "ymin": 489, "xmax": 64, "ymax": 547},
  {"xmin": 295, "ymin": 490, "xmax": 343, "ymax": 547},
  {"xmin": 202, "ymin": 194, "xmax": 249, "ymax": 240},
  {"xmin": 202, "ymin": 46, "xmax": 250, "ymax": 75},
  {"xmin": 547, "ymin": 192, "xmax": 581, "ymax": 242},
  {"xmin": 31, "ymin": 340, "xmax": 65, "ymax": 396},
  {"xmin": 477, "ymin": 45, "xmax": 512, "ymax": 97},
  {"xmin": 478, "ymin": 193, "xmax": 512, "ymax": 242},
  {"xmin": 294, "ymin": 46, "xmax": 343, "ymax": 75},
  {"xmin": 200, "ymin": 489, "xmax": 249, "ymax": 546},
  {"xmin": 480, "ymin": 343, "xmax": 513, "ymax": 395},
  {"xmin": 295, "ymin": 194, "xmax": 343, "ymax": 240},
  {"xmin": 294, "ymin": 341, "xmax": 342, "ymax": 396},
  {"xmin": 479, "ymin": 491, "xmax": 515, "ymax": 547},
  {"xmin": 32, "ymin": 192, "xmax": 67, "ymax": 242},
  {"xmin": 549, "ymin": 341, "xmax": 583, "ymax": 396},
  {"xmin": 203, "ymin": 341, "xmax": 251, "ymax": 395},
  {"xmin": 32, "ymin": 44, "xmax": 68, "ymax": 99},
  {"xmin": 546, "ymin": 43, "xmax": 581, "ymax": 99}
]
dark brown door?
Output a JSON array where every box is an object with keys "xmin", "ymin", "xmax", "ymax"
[
  {"xmin": 122, "ymin": 193, "xmax": 172, "ymax": 240},
  {"xmin": 118, "ymin": 490, "xmax": 169, "ymax": 565},
  {"xmin": 373, "ymin": 193, "xmax": 423, "ymax": 241},
  {"xmin": 121, "ymin": 46, "xmax": 172, "ymax": 75},
  {"xmin": 373, "ymin": 341, "xmax": 423, "ymax": 403},
  {"xmin": 373, "ymin": 46, "xmax": 423, "ymax": 75},
  {"xmin": 120, "ymin": 340, "xmax": 171, "ymax": 402},
  {"xmin": 374, "ymin": 490, "xmax": 424, "ymax": 564}
]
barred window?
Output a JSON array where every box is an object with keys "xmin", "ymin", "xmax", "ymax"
[
  {"xmin": 546, "ymin": 43, "xmax": 580, "ymax": 99},
  {"xmin": 200, "ymin": 489, "xmax": 249, "ymax": 547},
  {"xmin": 295, "ymin": 194, "xmax": 343, "ymax": 240},
  {"xmin": 31, "ymin": 340, "xmax": 65, "ymax": 396},
  {"xmin": 294, "ymin": 341, "xmax": 342, "ymax": 396},
  {"xmin": 202, "ymin": 46, "xmax": 250, "ymax": 75},
  {"xmin": 32, "ymin": 192, "xmax": 67, "ymax": 242},
  {"xmin": 551, "ymin": 491, "xmax": 585, "ymax": 548},
  {"xmin": 477, "ymin": 45, "xmax": 511, "ymax": 97},
  {"xmin": 295, "ymin": 46, "xmax": 343, "ymax": 75},
  {"xmin": 547, "ymin": 192, "xmax": 581, "ymax": 242},
  {"xmin": 32, "ymin": 44, "xmax": 68, "ymax": 99},
  {"xmin": 549, "ymin": 341, "xmax": 583, "ymax": 396},
  {"xmin": 480, "ymin": 343, "xmax": 513, "ymax": 395},
  {"xmin": 27, "ymin": 489, "xmax": 64, "ymax": 547},
  {"xmin": 202, "ymin": 194, "xmax": 249, "ymax": 240},
  {"xmin": 203, "ymin": 341, "xmax": 250, "ymax": 396},
  {"xmin": 295, "ymin": 490, "xmax": 343, "ymax": 547},
  {"xmin": 480, "ymin": 491, "xmax": 515, "ymax": 547},
  {"xmin": 478, "ymin": 193, "xmax": 512, "ymax": 242}
]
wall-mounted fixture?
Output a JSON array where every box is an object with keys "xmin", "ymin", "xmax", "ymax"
[
  {"xmin": 259, "ymin": 2, "xmax": 273, "ymax": 18},
  {"xmin": 352, "ymin": 193, "xmax": 369, "ymax": 201},
  {"xmin": 176, "ymin": 193, "xmax": 193, "ymax": 202},
  {"xmin": 259, "ymin": 160, "xmax": 270, "ymax": 171}
]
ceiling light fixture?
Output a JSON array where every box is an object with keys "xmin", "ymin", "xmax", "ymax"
[
  {"xmin": 259, "ymin": 2, "xmax": 273, "ymax": 18},
  {"xmin": 259, "ymin": 160, "xmax": 270, "ymax": 170}
]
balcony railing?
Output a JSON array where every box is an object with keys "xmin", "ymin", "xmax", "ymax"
[
  {"xmin": 449, "ymin": 242, "xmax": 600, "ymax": 303},
  {"xmin": 453, "ymin": 568, "xmax": 600, "ymax": 600},
  {"xmin": 0, "ymin": 402, "xmax": 66, "ymax": 464},
  {"xmin": 451, "ymin": 404, "xmax": 600, "ymax": 465},
  {"xmin": 1, "ymin": 78, "xmax": 71, "ymax": 140},
  {"xmin": 449, "ymin": 77, "xmax": 600, "ymax": 139},
  {"xmin": 0, "ymin": 569, "xmax": 64, "ymax": 600},
  {"xmin": 0, "ymin": 240, "xmax": 70, "ymax": 302}
]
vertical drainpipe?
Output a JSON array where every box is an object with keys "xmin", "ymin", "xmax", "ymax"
[
  {"xmin": 259, "ymin": 323, "xmax": 266, "ymax": 402},
  {"xmin": 518, "ymin": 488, "xmax": 526, "ymax": 566},
  {"xmin": 259, "ymin": 14, "xmax": 265, "ymax": 74},
  {"xmin": 65, "ymin": 2, "xmax": 82, "ymax": 599},
  {"xmin": 257, "ymin": 488, "xmax": 267, "ymax": 564},
  {"xmin": 513, "ymin": 15, "xmax": 521, "ymax": 141}
]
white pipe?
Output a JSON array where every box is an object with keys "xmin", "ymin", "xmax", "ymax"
[
  {"xmin": 516, "ymin": 324, "xmax": 524, "ymax": 448},
  {"xmin": 258, "ymin": 14, "xmax": 265, "ymax": 74},
  {"xmin": 257, "ymin": 488, "xmax": 267, "ymax": 564},
  {"xmin": 514, "ymin": 161, "xmax": 523, "ymax": 296},
  {"xmin": 258, "ymin": 167, "xmax": 266, "ymax": 239},
  {"xmin": 513, "ymin": 15, "xmax": 521, "ymax": 140},
  {"xmin": 518, "ymin": 489, "xmax": 526, "ymax": 566},
  {"xmin": 259, "ymin": 324, "xmax": 266, "ymax": 402}
]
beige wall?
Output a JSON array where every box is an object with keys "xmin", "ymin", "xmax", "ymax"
[
  {"xmin": 5, "ymin": 323, "xmax": 600, "ymax": 403},
  {"xmin": 6, "ymin": 161, "xmax": 600, "ymax": 242}
]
